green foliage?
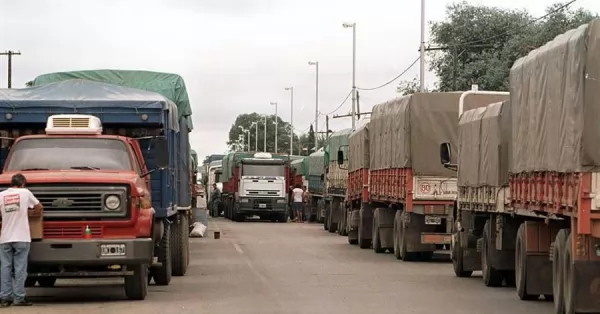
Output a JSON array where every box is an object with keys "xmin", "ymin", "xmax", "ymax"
[
  {"xmin": 426, "ymin": 1, "xmax": 596, "ymax": 92},
  {"xmin": 25, "ymin": 81, "xmax": 33, "ymax": 87},
  {"xmin": 307, "ymin": 124, "xmax": 316, "ymax": 154},
  {"xmin": 227, "ymin": 112, "xmax": 299, "ymax": 154},
  {"xmin": 396, "ymin": 76, "xmax": 429, "ymax": 95}
]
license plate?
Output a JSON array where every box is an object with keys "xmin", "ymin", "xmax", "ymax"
[
  {"xmin": 100, "ymin": 244, "xmax": 126, "ymax": 257},
  {"xmin": 425, "ymin": 216, "xmax": 442, "ymax": 225},
  {"xmin": 259, "ymin": 203, "xmax": 267, "ymax": 208}
]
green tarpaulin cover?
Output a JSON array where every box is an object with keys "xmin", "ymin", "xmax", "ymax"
[
  {"xmin": 32, "ymin": 69, "xmax": 193, "ymax": 129},
  {"xmin": 191, "ymin": 150, "xmax": 198, "ymax": 168},
  {"xmin": 291, "ymin": 157, "xmax": 309, "ymax": 176},
  {"xmin": 326, "ymin": 128, "xmax": 352, "ymax": 161}
]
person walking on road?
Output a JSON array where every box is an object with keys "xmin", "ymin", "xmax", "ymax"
[
  {"xmin": 0, "ymin": 173, "xmax": 43, "ymax": 307},
  {"xmin": 292, "ymin": 184, "xmax": 304, "ymax": 223},
  {"xmin": 211, "ymin": 183, "xmax": 221, "ymax": 217}
]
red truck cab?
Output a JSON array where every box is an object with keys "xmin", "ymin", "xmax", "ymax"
[{"xmin": 0, "ymin": 114, "xmax": 167, "ymax": 300}]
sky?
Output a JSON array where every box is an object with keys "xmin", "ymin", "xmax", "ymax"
[{"xmin": 1, "ymin": 0, "xmax": 599, "ymax": 160}]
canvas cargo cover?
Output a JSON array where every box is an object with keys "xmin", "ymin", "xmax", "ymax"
[
  {"xmin": 348, "ymin": 123, "xmax": 369, "ymax": 172},
  {"xmin": 308, "ymin": 149, "xmax": 325, "ymax": 176},
  {"xmin": 191, "ymin": 150, "xmax": 198, "ymax": 169},
  {"xmin": 369, "ymin": 92, "xmax": 509, "ymax": 176},
  {"xmin": 458, "ymin": 107, "xmax": 486, "ymax": 187},
  {"xmin": 479, "ymin": 101, "xmax": 511, "ymax": 186},
  {"xmin": 291, "ymin": 157, "xmax": 309, "ymax": 176},
  {"xmin": 510, "ymin": 20, "xmax": 600, "ymax": 173},
  {"xmin": 0, "ymin": 79, "xmax": 179, "ymax": 131},
  {"xmin": 32, "ymin": 70, "xmax": 193, "ymax": 129},
  {"xmin": 327, "ymin": 129, "xmax": 352, "ymax": 161}
]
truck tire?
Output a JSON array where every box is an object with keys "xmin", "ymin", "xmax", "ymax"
[
  {"xmin": 171, "ymin": 213, "xmax": 189, "ymax": 277},
  {"xmin": 124, "ymin": 264, "xmax": 148, "ymax": 300},
  {"xmin": 323, "ymin": 205, "xmax": 329, "ymax": 230},
  {"xmin": 399, "ymin": 212, "xmax": 418, "ymax": 261},
  {"xmin": 372, "ymin": 209, "xmax": 385, "ymax": 253},
  {"xmin": 152, "ymin": 224, "xmax": 172, "ymax": 286},
  {"xmin": 338, "ymin": 205, "xmax": 347, "ymax": 236},
  {"xmin": 328, "ymin": 202, "xmax": 338, "ymax": 233},
  {"xmin": 552, "ymin": 229, "xmax": 569, "ymax": 314},
  {"xmin": 393, "ymin": 211, "xmax": 402, "ymax": 259},
  {"xmin": 358, "ymin": 209, "xmax": 371, "ymax": 249},
  {"xmin": 516, "ymin": 223, "xmax": 538, "ymax": 300},
  {"xmin": 452, "ymin": 232, "xmax": 473, "ymax": 277},
  {"xmin": 482, "ymin": 220, "xmax": 503, "ymax": 287},
  {"xmin": 37, "ymin": 277, "xmax": 57, "ymax": 288}
]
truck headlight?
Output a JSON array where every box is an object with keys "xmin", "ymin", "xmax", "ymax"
[
  {"xmin": 105, "ymin": 195, "xmax": 121, "ymax": 210},
  {"xmin": 239, "ymin": 198, "xmax": 249, "ymax": 203},
  {"xmin": 276, "ymin": 199, "xmax": 287, "ymax": 204}
]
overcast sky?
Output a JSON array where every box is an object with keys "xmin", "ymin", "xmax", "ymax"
[{"xmin": 1, "ymin": 0, "xmax": 598, "ymax": 159}]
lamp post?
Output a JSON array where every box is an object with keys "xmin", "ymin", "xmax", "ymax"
[
  {"xmin": 251, "ymin": 121, "xmax": 258, "ymax": 152},
  {"xmin": 342, "ymin": 22, "xmax": 357, "ymax": 129},
  {"xmin": 238, "ymin": 126, "xmax": 250, "ymax": 151},
  {"xmin": 308, "ymin": 61, "xmax": 319, "ymax": 148},
  {"xmin": 270, "ymin": 102, "xmax": 278, "ymax": 153},
  {"xmin": 284, "ymin": 87, "xmax": 294, "ymax": 155},
  {"xmin": 263, "ymin": 115, "xmax": 267, "ymax": 152}
]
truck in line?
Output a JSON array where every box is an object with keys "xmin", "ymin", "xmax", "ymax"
[
  {"xmin": 207, "ymin": 160, "xmax": 223, "ymax": 217},
  {"xmin": 441, "ymin": 19, "xmax": 600, "ymax": 313},
  {"xmin": 308, "ymin": 149, "xmax": 326, "ymax": 224},
  {"xmin": 220, "ymin": 152, "xmax": 290, "ymax": 222},
  {"xmin": 324, "ymin": 129, "xmax": 352, "ymax": 235},
  {"xmin": 0, "ymin": 78, "xmax": 192, "ymax": 300},
  {"xmin": 340, "ymin": 92, "xmax": 507, "ymax": 260}
]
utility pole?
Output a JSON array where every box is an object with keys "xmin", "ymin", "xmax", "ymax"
[
  {"xmin": 252, "ymin": 122, "xmax": 258, "ymax": 152},
  {"xmin": 308, "ymin": 61, "xmax": 319, "ymax": 147},
  {"xmin": 420, "ymin": 0, "xmax": 426, "ymax": 92},
  {"xmin": 263, "ymin": 115, "xmax": 267, "ymax": 152},
  {"xmin": 0, "ymin": 51, "xmax": 22, "ymax": 88},
  {"xmin": 271, "ymin": 102, "xmax": 278, "ymax": 153},
  {"xmin": 326, "ymin": 115, "xmax": 330, "ymax": 141},
  {"xmin": 285, "ymin": 87, "xmax": 294, "ymax": 155},
  {"xmin": 343, "ymin": 23, "xmax": 357, "ymax": 129}
]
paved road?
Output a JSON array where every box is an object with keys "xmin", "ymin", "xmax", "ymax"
[{"xmin": 18, "ymin": 217, "xmax": 553, "ymax": 314}]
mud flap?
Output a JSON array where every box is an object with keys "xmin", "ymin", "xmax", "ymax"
[
  {"xmin": 572, "ymin": 261, "xmax": 600, "ymax": 312},
  {"xmin": 376, "ymin": 208, "xmax": 395, "ymax": 249},
  {"xmin": 525, "ymin": 254, "xmax": 552, "ymax": 296}
]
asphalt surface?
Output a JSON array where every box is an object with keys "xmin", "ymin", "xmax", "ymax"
[{"xmin": 16, "ymin": 217, "xmax": 554, "ymax": 314}]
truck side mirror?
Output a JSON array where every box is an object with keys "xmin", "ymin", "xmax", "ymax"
[
  {"xmin": 440, "ymin": 142, "xmax": 452, "ymax": 165},
  {"xmin": 337, "ymin": 150, "xmax": 344, "ymax": 165},
  {"xmin": 154, "ymin": 138, "xmax": 169, "ymax": 168}
]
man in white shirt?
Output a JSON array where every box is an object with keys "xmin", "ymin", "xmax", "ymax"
[
  {"xmin": 0, "ymin": 174, "xmax": 43, "ymax": 307},
  {"xmin": 291, "ymin": 184, "xmax": 304, "ymax": 223}
]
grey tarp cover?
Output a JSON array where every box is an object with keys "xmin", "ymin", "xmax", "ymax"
[
  {"xmin": 328, "ymin": 129, "xmax": 353, "ymax": 162},
  {"xmin": 458, "ymin": 101, "xmax": 512, "ymax": 187},
  {"xmin": 348, "ymin": 123, "xmax": 369, "ymax": 172},
  {"xmin": 308, "ymin": 149, "xmax": 325, "ymax": 176},
  {"xmin": 509, "ymin": 19, "xmax": 600, "ymax": 172},
  {"xmin": 0, "ymin": 79, "xmax": 179, "ymax": 131},
  {"xmin": 369, "ymin": 92, "xmax": 509, "ymax": 176},
  {"xmin": 458, "ymin": 107, "xmax": 486, "ymax": 187}
]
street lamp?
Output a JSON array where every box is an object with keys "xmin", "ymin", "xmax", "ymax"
[
  {"xmin": 308, "ymin": 61, "xmax": 319, "ymax": 148},
  {"xmin": 343, "ymin": 22, "xmax": 357, "ymax": 129},
  {"xmin": 270, "ymin": 102, "xmax": 278, "ymax": 153},
  {"xmin": 263, "ymin": 115, "xmax": 267, "ymax": 152},
  {"xmin": 284, "ymin": 87, "xmax": 294, "ymax": 155},
  {"xmin": 238, "ymin": 126, "xmax": 250, "ymax": 152}
]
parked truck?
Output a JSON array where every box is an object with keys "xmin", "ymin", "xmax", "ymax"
[
  {"xmin": 0, "ymin": 79, "xmax": 192, "ymax": 300},
  {"xmin": 340, "ymin": 92, "xmax": 507, "ymax": 260},
  {"xmin": 207, "ymin": 160, "xmax": 223, "ymax": 217},
  {"xmin": 324, "ymin": 129, "xmax": 352, "ymax": 235},
  {"xmin": 220, "ymin": 152, "xmax": 290, "ymax": 222},
  {"xmin": 347, "ymin": 123, "xmax": 369, "ymax": 246},
  {"xmin": 441, "ymin": 19, "xmax": 600, "ymax": 313},
  {"xmin": 308, "ymin": 149, "xmax": 326, "ymax": 224},
  {"xmin": 33, "ymin": 70, "xmax": 194, "ymax": 280}
]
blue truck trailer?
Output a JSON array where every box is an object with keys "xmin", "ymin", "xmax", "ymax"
[
  {"xmin": 0, "ymin": 78, "xmax": 191, "ymax": 299},
  {"xmin": 32, "ymin": 70, "xmax": 194, "ymax": 279}
]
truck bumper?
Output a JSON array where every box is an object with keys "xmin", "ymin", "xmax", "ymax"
[
  {"xmin": 237, "ymin": 198, "xmax": 287, "ymax": 214},
  {"xmin": 29, "ymin": 238, "xmax": 154, "ymax": 266}
]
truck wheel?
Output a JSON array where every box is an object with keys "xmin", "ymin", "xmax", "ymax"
[
  {"xmin": 124, "ymin": 264, "xmax": 148, "ymax": 300},
  {"xmin": 516, "ymin": 223, "xmax": 538, "ymax": 300},
  {"xmin": 37, "ymin": 277, "xmax": 57, "ymax": 288},
  {"xmin": 393, "ymin": 211, "xmax": 402, "ymax": 260},
  {"xmin": 563, "ymin": 233, "xmax": 576, "ymax": 314},
  {"xmin": 452, "ymin": 232, "xmax": 473, "ymax": 277},
  {"xmin": 153, "ymin": 224, "xmax": 172, "ymax": 286},
  {"xmin": 276, "ymin": 213, "xmax": 287, "ymax": 223},
  {"xmin": 24, "ymin": 278, "xmax": 36, "ymax": 287},
  {"xmin": 328, "ymin": 203, "xmax": 338, "ymax": 233},
  {"xmin": 372, "ymin": 210, "xmax": 384, "ymax": 253},
  {"xmin": 482, "ymin": 220, "xmax": 503, "ymax": 287},
  {"xmin": 171, "ymin": 213, "xmax": 189, "ymax": 277},
  {"xmin": 233, "ymin": 204, "xmax": 245, "ymax": 222},
  {"xmin": 323, "ymin": 205, "xmax": 329, "ymax": 230},
  {"xmin": 552, "ymin": 229, "xmax": 569, "ymax": 314},
  {"xmin": 399, "ymin": 212, "xmax": 418, "ymax": 261}
]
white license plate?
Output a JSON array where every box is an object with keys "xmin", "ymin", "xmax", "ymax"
[
  {"xmin": 259, "ymin": 203, "xmax": 267, "ymax": 209},
  {"xmin": 101, "ymin": 244, "xmax": 126, "ymax": 257},
  {"xmin": 425, "ymin": 216, "xmax": 442, "ymax": 225}
]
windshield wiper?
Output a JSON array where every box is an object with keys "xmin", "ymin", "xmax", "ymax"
[
  {"xmin": 70, "ymin": 166, "xmax": 100, "ymax": 171},
  {"xmin": 20, "ymin": 168, "xmax": 49, "ymax": 171}
]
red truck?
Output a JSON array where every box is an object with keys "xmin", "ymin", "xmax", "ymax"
[
  {"xmin": 342, "ymin": 92, "xmax": 507, "ymax": 261},
  {"xmin": 441, "ymin": 20, "xmax": 600, "ymax": 312}
]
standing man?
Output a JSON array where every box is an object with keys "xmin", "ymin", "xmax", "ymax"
[
  {"xmin": 0, "ymin": 173, "xmax": 42, "ymax": 307},
  {"xmin": 211, "ymin": 183, "xmax": 221, "ymax": 217},
  {"xmin": 291, "ymin": 184, "xmax": 304, "ymax": 223}
]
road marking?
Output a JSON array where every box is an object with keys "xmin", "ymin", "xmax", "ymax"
[{"xmin": 233, "ymin": 243, "xmax": 244, "ymax": 254}]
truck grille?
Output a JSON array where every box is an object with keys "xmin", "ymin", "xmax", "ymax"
[
  {"xmin": 44, "ymin": 225, "xmax": 103, "ymax": 239},
  {"xmin": 36, "ymin": 192, "xmax": 104, "ymax": 212}
]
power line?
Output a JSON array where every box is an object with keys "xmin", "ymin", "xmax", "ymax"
[
  {"xmin": 439, "ymin": 0, "xmax": 579, "ymax": 49},
  {"xmin": 297, "ymin": 90, "xmax": 352, "ymax": 133},
  {"xmin": 356, "ymin": 57, "xmax": 420, "ymax": 91}
]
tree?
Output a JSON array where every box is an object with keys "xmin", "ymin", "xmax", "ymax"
[
  {"xmin": 397, "ymin": 77, "xmax": 426, "ymax": 95},
  {"xmin": 25, "ymin": 81, "xmax": 33, "ymax": 87},
  {"xmin": 227, "ymin": 113, "xmax": 299, "ymax": 154},
  {"xmin": 428, "ymin": 1, "xmax": 596, "ymax": 92},
  {"xmin": 307, "ymin": 124, "xmax": 315, "ymax": 155}
]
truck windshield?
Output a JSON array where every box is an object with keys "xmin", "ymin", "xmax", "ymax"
[
  {"xmin": 5, "ymin": 138, "xmax": 133, "ymax": 171},
  {"xmin": 242, "ymin": 164, "xmax": 285, "ymax": 177}
]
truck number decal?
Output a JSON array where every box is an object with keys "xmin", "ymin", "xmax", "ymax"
[{"xmin": 419, "ymin": 183, "xmax": 431, "ymax": 194}]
